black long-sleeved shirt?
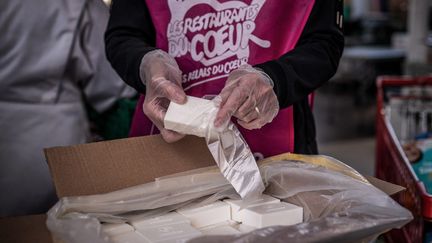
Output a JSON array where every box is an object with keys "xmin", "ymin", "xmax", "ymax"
[{"xmin": 105, "ymin": 0, "xmax": 344, "ymax": 154}]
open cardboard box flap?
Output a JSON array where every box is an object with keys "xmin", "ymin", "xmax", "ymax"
[{"xmin": 44, "ymin": 135, "xmax": 404, "ymax": 198}]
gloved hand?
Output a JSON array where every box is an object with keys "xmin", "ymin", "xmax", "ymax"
[
  {"xmin": 214, "ymin": 65, "xmax": 279, "ymax": 130},
  {"xmin": 140, "ymin": 50, "xmax": 187, "ymax": 142}
]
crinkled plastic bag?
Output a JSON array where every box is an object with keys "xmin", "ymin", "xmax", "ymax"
[
  {"xmin": 46, "ymin": 154, "xmax": 412, "ymax": 243},
  {"xmin": 164, "ymin": 95, "xmax": 265, "ymax": 199}
]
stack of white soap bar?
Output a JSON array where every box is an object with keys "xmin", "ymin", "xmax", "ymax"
[
  {"xmin": 105, "ymin": 197, "xmax": 303, "ymax": 242},
  {"xmin": 224, "ymin": 195, "xmax": 280, "ymax": 222},
  {"xmin": 241, "ymin": 202, "xmax": 303, "ymax": 228},
  {"xmin": 102, "ymin": 223, "xmax": 135, "ymax": 237},
  {"xmin": 176, "ymin": 201, "xmax": 231, "ymax": 228},
  {"xmin": 110, "ymin": 231, "xmax": 148, "ymax": 243},
  {"xmin": 164, "ymin": 96, "xmax": 220, "ymax": 138},
  {"xmin": 225, "ymin": 195, "xmax": 303, "ymax": 228},
  {"xmin": 136, "ymin": 223, "xmax": 202, "ymax": 243},
  {"xmin": 234, "ymin": 223, "xmax": 256, "ymax": 233},
  {"xmin": 201, "ymin": 225, "xmax": 240, "ymax": 235},
  {"xmin": 101, "ymin": 223, "xmax": 148, "ymax": 243},
  {"xmin": 198, "ymin": 220, "xmax": 240, "ymax": 235},
  {"xmin": 130, "ymin": 212, "xmax": 190, "ymax": 229},
  {"xmin": 130, "ymin": 212, "xmax": 201, "ymax": 243}
]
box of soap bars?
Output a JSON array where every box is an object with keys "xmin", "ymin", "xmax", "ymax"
[
  {"xmin": 100, "ymin": 195, "xmax": 303, "ymax": 243},
  {"xmin": 44, "ymin": 134, "xmax": 409, "ymax": 243}
]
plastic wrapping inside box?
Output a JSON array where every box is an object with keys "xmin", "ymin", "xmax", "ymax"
[{"xmin": 46, "ymin": 154, "xmax": 412, "ymax": 243}]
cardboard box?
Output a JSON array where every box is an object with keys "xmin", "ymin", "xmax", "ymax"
[
  {"xmin": 44, "ymin": 135, "xmax": 403, "ymax": 198},
  {"xmin": 44, "ymin": 135, "xmax": 214, "ymax": 197},
  {"xmin": 42, "ymin": 135, "xmax": 405, "ymax": 242},
  {"xmin": 0, "ymin": 135, "xmax": 405, "ymax": 243}
]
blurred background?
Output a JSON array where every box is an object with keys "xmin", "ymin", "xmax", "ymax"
[
  {"xmin": 314, "ymin": 0, "xmax": 432, "ymax": 176},
  {"xmin": 315, "ymin": 3, "xmax": 432, "ymax": 241}
]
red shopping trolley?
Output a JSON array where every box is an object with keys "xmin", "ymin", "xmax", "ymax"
[{"xmin": 376, "ymin": 76, "xmax": 432, "ymax": 243}]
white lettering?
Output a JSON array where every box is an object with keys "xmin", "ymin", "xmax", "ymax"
[{"xmin": 167, "ymin": 0, "xmax": 270, "ymax": 83}]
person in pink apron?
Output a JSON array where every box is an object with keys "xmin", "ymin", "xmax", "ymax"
[{"xmin": 105, "ymin": 0, "xmax": 344, "ymax": 158}]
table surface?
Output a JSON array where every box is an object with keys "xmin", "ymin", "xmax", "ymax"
[{"xmin": 0, "ymin": 214, "xmax": 53, "ymax": 243}]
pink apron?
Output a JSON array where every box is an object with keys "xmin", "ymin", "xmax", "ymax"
[{"xmin": 130, "ymin": 0, "xmax": 315, "ymax": 159}]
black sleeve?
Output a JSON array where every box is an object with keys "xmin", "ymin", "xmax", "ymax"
[
  {"xmin": 105, "ymin": 0, "xmax": 157, "ymax": 94},
  {"xmin": 255, "ymin": 0, "xmax": 344, "ymax": 109}
]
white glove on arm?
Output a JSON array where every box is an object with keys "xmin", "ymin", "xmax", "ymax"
[
  {"xmin": 140, "ymin": 50, "xmax": 187, "ymax": 143},
  {"xmin": 215, "ymin": 64, "xmax": 279, "ymax": 130}
]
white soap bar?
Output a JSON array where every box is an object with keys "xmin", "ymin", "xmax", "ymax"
[
  {"xmin": 197, "ymin": 220, "xmax": 237, "ymax": 231},
  {"xmin": 235, "ymin": 224, "xmax": 256, "ymax": 233},
  {"xmin": 110, "ymin": 231, "xmax": 149, "ymax": 243},
  {"xmin": 102, "ymin": 223, "xmax": 135, "ymax": 236},
  {"xmin": 201, "ymin": 225, "xmax": 240, "ymax": 235},
  {"xmin": 176, "ymin": 201, "xmax": 231, "ymax": 228},
  {"xmin": 164, "ymin": 96, "xmax": 219, "ymax": 138},
  {"xmin": 242, "ymin": 202, "xmax": 303, "ymax": 228},
  {"xmin": 224, "ymin": 195, "xmax": 280, "ymax": 222},
  {"xmin": 137, "ymin": 223, "xmax": 202, "ymax": 242},
  {"xmin": 156, "ymin": 234, "xmax": 202, "ymax": 243},
  {"xmin": 197, "ymin": 220, "xmax": 237, "ymax": 228},
  {"xmin": 130, "ymin": 212, "xmax": 190, "ymax": 230}
]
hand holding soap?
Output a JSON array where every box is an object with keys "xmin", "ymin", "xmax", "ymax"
[
  {"xmin": 164, "ymin": 96, "xmax": 221, "ymax": 139},
  {"xmin": 165, "ymin": 95, "xmax": 265, "ymax": 200}
]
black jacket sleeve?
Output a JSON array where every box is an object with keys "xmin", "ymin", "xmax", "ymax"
[
  {"xmin": 105, "ymin": 0, "xmax": 156, "ymax": 94},
  {"xmin": 255, "ymin": 0, "xmax": 344, "ymax": 109}
]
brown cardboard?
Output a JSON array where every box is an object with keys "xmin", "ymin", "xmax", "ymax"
[
  {"xmin": 364, "ymin": 175, "xmax": 405, "ymax": 196},
  {"xmin": 45, "ymin": 134, "xmax": 404, "ymax": 198},
  {"xmin": 44, "ymin": 135, "xmax": 214, "ymax": 197},
  {"xmin": 0, "ymin": 214, "xmax": 53, "ymax": 243}
]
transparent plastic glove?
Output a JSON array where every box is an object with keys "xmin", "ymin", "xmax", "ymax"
[
  {"xmin": 140, "ymin": 50, "xmax": 187, "ymax": 143},
  {"xmin": 215, "ymin": 64, "xmax": 279, "ymax": 130}
]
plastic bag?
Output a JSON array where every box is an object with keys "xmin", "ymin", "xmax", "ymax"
[
  {"xmin": 46, "ymin": 154, "xmax": 412, "ymax": 243},
  {"xmin": 193, "ymin": 160, "xmax": 411, "ymax": 242},
  {"xmin": 164, "ymin": 95, "xmax": 264, "ymax": 199}
]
